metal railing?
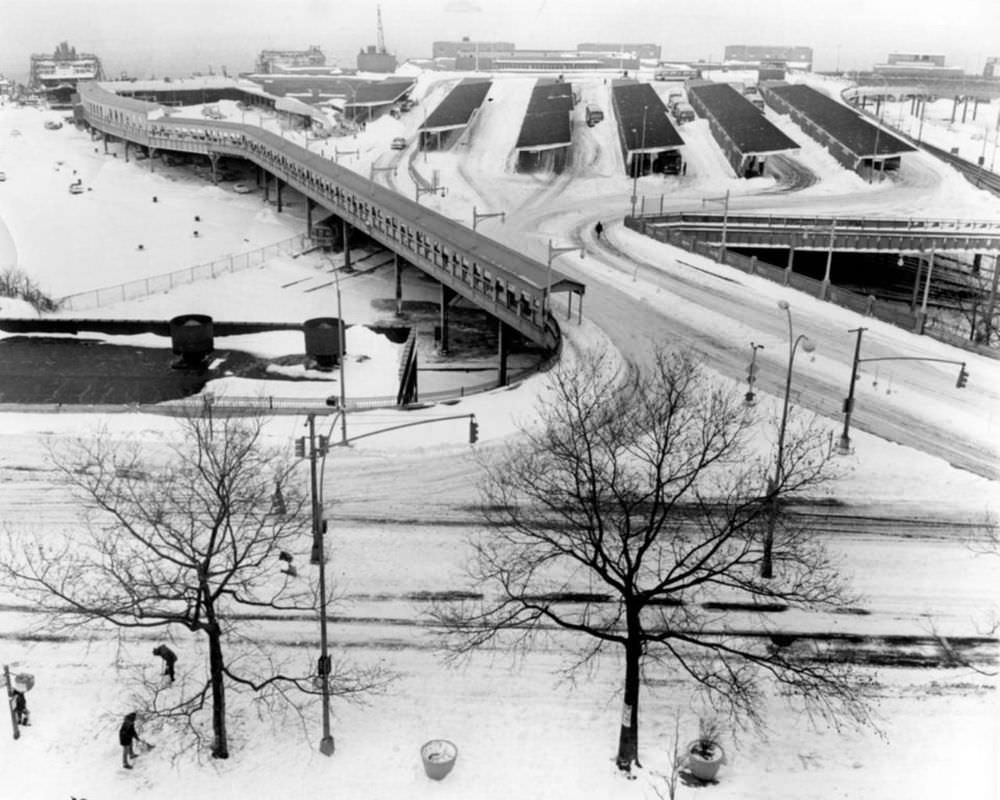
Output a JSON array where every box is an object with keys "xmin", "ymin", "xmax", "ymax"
[{"xmin": 58, "ymin": 234, "xmax": 310, "ymax": 311}]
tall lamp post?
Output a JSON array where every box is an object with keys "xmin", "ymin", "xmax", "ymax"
[
  {"xmin": 629, "ymin": 105, "xmax": 648, "ymax": 218},
  {"xmin": 296, "ymin": 413, "xmax": 337, "ymax": 756},
  {"xmin": 745, "ymin": 342, "xmax": 765, "ymax": 405},
  {"xmin": 761, "ymin": 300, "xmax": 814, "ymax": 579}
]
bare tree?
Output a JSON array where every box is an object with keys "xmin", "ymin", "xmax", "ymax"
[
  {"xmin": 3, "ymin": 412, "xmax": 387, "ymax": 759},
  {"xmin": 433, "ymin": 346, "xmax": 875, "ymax": 771}
]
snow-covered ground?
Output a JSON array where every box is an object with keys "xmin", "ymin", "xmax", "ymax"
[{"xmin": 0, "ymin": 67, "xmax": 998, "ymax": 800}]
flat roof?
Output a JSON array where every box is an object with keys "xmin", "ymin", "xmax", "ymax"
[
  {"xmin": 687, "ymin": 82, "xmax": 799, "ymax": 155},
  {"xmin": 765, "ymin": 84, "xmax": 914, "ymax": 158},
  {"xmin": 516, "ymin": 80, "xmax": 574, "ymax": 150},
  {"xmin": 612, "ymin": 82, "xmax": 684, "ymax": 150},
  {"xmin": 516, "ymin": 109, "xmax": 572, "ymax": 150},
  {"xmin": 421, "ymin": 78, "xmax": 492, "ymax": 131}
]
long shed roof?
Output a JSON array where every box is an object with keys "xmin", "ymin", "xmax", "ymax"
[
  {"xmin": 687, "ymin": 82, "xmax": 799, "ymax": 155},
  {"xmin": 612, "ymin": 82, "xmax": 684, "ymax": 150},
  {"xmin": 421, "ymin": 78, "xmax": 492, "ymax": 131},
  {"xmin": 765, "ymin": 83, "xmax": 914, "ymax": 158}
]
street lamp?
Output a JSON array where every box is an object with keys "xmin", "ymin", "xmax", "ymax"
[
  {"xmin": 296, "ymin": 413, "xmax": 338, "ymax": 756},
  {"xmin": 546, "ymin": 239, "xmax": 584, "ymax": 317},
  {"xmin": 761, "ymin": 300, "xmax": 814, "ymax": 579},
  {"xmin": 630, "ymin": 104, "xmax": 649, "ymax": 218},
  {"xmin": 745, "ymin": 342, "xmax": 765, "ymax": 405}
]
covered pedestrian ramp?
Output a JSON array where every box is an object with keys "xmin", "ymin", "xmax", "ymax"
[{"xmin": 77, "ymin": 80, "xmax": 586, "ymax": 388}]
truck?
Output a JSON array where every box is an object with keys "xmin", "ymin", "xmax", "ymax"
[
  {"xmin": 585, "ymin": 104, "xmax": 604, "ymax": 127},
  {"xmin": 672, "ymin": 102, "xmax": 695, "ymax": 124}
]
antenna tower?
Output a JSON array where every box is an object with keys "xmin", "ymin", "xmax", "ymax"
[{"xmin": 377, "ymin": 5, "xmax": 386, "ymax": 54}]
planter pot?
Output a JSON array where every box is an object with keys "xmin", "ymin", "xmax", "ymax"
[
  {"xmin": 686, "ymin": 739, "xmax": 725, "ymax": 782},
  {"xmin": 421, "ymin": 739, "xmax": 458, "ymax": 780}
]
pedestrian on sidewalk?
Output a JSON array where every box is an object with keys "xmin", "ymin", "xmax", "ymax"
[
  {"xmin": 119, "ymin": 712, "xmax": 146, "ymax": 769},
  {"xmin": 10, "ymin": 688, "xmax": 29, "ymax": 726},
  {"xmin": 152, "ymin": 644, "xmax": 177, "ymax": 684}
]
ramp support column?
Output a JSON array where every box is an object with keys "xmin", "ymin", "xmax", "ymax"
[
  {"xmin": 497, "ymin": 320, "xmax": 509, "ymax": 387},
  {"xmin": 394, "ymin": 253, "xmax": 404, "ymax": 316},
  {"xmin": 276, "ymin": 178, "xmax": 283, "ymax": 213},
  {"xmin": 439, "ymin": 285, "xmax": 457, "ymax": 355},
  {"xmin": 341, "ymin": 219, "xmax": 352, "ymax": 271}
]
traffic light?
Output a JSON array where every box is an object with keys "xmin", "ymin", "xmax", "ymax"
[
  {"xmin": 956, "ymin": 364, "xmax": 969, "ymax": 388},
  {"xmin": 294, "ymin": 437, "xmax": 306, "ymax": 458},
  {"xmin": 469, "ymin": 416, "xmax": 479, "ymax": 444}
]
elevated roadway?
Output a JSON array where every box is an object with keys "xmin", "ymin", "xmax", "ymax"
[{"xmin": 634, "ymin": 212, "xmax": 1000, "ymax": 253}]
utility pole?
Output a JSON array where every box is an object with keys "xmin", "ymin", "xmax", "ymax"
[
  {"xmin": 300, "ymin": 416, "xmax": 334, "ymax": 756},
  {"xmin": 4, "ymin": 665, "xmax": 20, "ymax": 740},
  {"xmin": 838, "ymin": 327, "xmax": 867, "ymax": 454}
]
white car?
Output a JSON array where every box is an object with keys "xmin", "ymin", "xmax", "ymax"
[
  {"xmin": 390, "ymin": 137, "xmax": 407, "ymax": 151},
  {"xmin": 232, "ymin": 182, "xmax": 254, "ymax": 194},
  {"xmin": 0, "ymin": 172, "xmax": 6, "ymax": 182}
]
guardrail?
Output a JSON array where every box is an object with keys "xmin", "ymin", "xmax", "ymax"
[
  {"xmin": 639, "ymin": 212, "xmax": 1000, "ymax": 234},
  {"xmin": 627, "ymin": 217, "xmax": 998, "ymax": 358},
  {"xmin": 59, "ymin": 234, "xmax": 310, "ymax": 311}
]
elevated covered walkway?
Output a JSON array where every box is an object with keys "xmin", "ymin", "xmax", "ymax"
[{"xmin": 77, "ymin": 81, "xmax": 585, "ymax": 371}]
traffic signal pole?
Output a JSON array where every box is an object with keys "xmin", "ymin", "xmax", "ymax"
[
  {"xmin": 837, "ymin": 329, "xmax": 969, "ymax": 455},
  {"xmin": 838, "ymin": 327, "xmax": 866, "ymax": 454}
]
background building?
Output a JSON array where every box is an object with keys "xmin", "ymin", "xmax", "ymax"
[
  {"xmin": 255, "ymin": 46, "xmax": 327, "ymax": 74},
  {"xmin": 577, "ymin": 43, "xmax": 661, "ymax": 61},
  {"xmin": 873, "ymin": 53, "xmax": 964, "ymax": 79},
  {"xmin": 724, "ymin": 45, "xmax": 813, "ymax": 71},
  {"xmin": 29, "ymin": 41, "xmax": 103, "ymax": 106}
]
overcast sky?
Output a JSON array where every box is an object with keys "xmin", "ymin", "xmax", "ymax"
[{"xmin": 0, "ymin": 0, "xmax": 993, "ymax": 80}]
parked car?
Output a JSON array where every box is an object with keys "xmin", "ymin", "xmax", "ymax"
[
  {"xmin": 391, "ymin": 137, "xmax": 407, "ymax": 150},
  {"xmin": 69, "ymin": 181, "xmax": 84, "ymax": 194},
  {"xmin": 0, "ymin": 172, "xmax": 6, "ymax": 182},
  {"xmin": 232, "ymin": 182, "xmax": 254, "ymax": 194}
]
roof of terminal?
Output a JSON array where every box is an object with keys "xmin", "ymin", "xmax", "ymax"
[
  {"xmin": 421, "ymin": 78, "xmax": 492, "ymax": 131},
  {"xmin": 516, "ymin": 80, "xmax": 574, "ymax": 150},
  {"xmin": 687, "ymin": 82, "xmax": 799, "ymax": 155},
  {"xmin": 765, "ymin": 83, "xmax": 915, "ymax": 157},
  {"xmin": 612, "ymin": 82, "xmax": 684, "ymax": 150}
]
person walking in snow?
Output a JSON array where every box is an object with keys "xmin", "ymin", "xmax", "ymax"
[
  {"xmin": 119, "ymin": 712, "xmax": 146, "ymax": 769},
  {"xmin": 10, "ymin": 688, "xmax": 28, "ymax": 726},
  {"xmin": 594, "ymin": 221, "xmax": 604, "ymax": 240},
  {"xmin": 152, "ymin": 644, "xmax": 177, "ymax": 683}
]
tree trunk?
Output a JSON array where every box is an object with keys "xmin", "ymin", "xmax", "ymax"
[
  {"xmin": 206, "ymin": 624, "xmax": 229, "ymax": 759},
  {"xmin": 615, "ymin": 609, "xmax": 642, "ymax": 771}
]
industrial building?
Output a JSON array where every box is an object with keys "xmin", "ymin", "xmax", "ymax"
[
  {"xmin": 431, "ymin": 39, "xmax": 653, "ymax": 72},
  {"xmin": 873, "ymin": 53, "xmax": 965, "ymax": 80},
  {"xmin": 578, "ymin": 43, "xmax": 662, "ymax": 61},
  {"xmin": 723, "ymin": 45, "xmax": 813, "ymax": 71}
]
